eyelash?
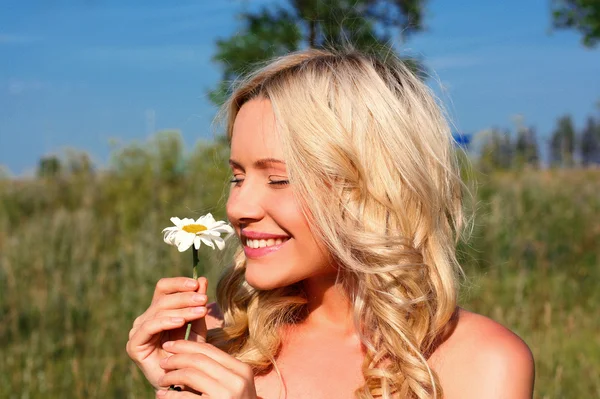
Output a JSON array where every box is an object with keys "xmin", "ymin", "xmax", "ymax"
[
  {"xmin": 229, "ymin": 178, "xmax": 289, "ymax": 186},
  {"xmin": 269, "ymin": 180, "xmax": 290, "ymax": 186}
]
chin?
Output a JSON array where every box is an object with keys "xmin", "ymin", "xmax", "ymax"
[{"xmin": 244, "ymin": 264, "xmax": 299, "ymax": 291}]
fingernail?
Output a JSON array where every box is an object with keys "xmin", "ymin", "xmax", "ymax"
[
  {"xmin": 192, "ymin": 294, "xmax": 207, "ymax": 303},
  {"xmin": 192, "ymin": 306, "xmax": 206, "ymax": 314},
  {"xmin": 163, "ymin": 341, "xmax": 174, "ymax": 348},
  {"xmin": 184, "ymin": 279, "xmax": 197, "ymax": 288},
  {"xmin": 170, "ymin": 317, "xmax": 184, "ymax": 324}
]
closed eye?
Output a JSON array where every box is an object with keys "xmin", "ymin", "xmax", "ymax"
[
  {"xmin": 229, "ymin": 176, "xmax": 289, "ymax": 187},
  {"xmin": 268, "ymin": 176, "xmax": 289, "ymax": 186},
  {"xmin": 229, "ymin": 177, "xmax": 244, "ymax": 186}
]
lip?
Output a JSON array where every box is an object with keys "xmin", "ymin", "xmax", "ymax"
[
  {"xmin": 243, "ymin": 239, "xmax": 289, "ymax": 259},
  {"xmin": 241, "ymin": 230, "xmax": 290, "ymax": 240},
  {"xmin": 241, "ymin": 231, "xmax": 290, "ymax": 259}
]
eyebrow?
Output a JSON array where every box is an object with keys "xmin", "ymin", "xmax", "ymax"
[{"xmin": 228, "ymin": 158, "xmax": 287, "ymax": 170}]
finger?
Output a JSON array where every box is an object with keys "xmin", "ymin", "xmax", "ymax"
[
  {"xmin": 160, "ymin": 353, "xmax": 252, "ymax": 397},
  {"xmin": 154, "ymin": 306, "xmax": 209, "ymax": 322},
  {"xmin": 130, "ymin": 308, "xmax": 211, "ymax": 348},
  {"xmin": 160, "ymin": 352, "xmax": 234, "ymax": 382},
  {"xmin": 153, "ymin": 291, "xmax": 209, "ymax": 312},
  {"xmin": 152, "ymin": 278, "xmax": 199, "ymax": 303},
  {"xmin": 193, "ymin": 277, "xmax": 208, "ymax": 342},
  {"xmin": 160, "ymin": 369, "xmax": 226, "ymax": 398},
  {"xmin": 128, "ymin": 317, "xmax": 186, "ymax": 351},
  {"xmin": 162, "ymin": 340, "xmax": 251, "ymax": 378},
  {"xmin": 145, "ymin": 307, "xmax": 209, "ymax": 344},
  {"xmin": 129, "ymin": 302, "xmax": 206, "ymax": 341},
  {"xmin": 197, "ymin": 277, "xmax": 208, "ymax": 296}
]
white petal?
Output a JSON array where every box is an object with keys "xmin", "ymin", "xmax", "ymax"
[
  {"xmin": 172, "ymin": 231, "xmax": 182, "ymax": 245},
  {"xmin": 170, "ymin": 217, "xmax": 182, "ymax": 227},
  {"xmin": 181, "ymin": 218, "xmax": 195, "ymax": 226},
  {"xmin": 200, "ymin": 236, "xmax": 215, "ymax": 249},
  {"xmin": 194, "ymin": 236, "xmax": 201, "ymax": 250},
  {"xmin": 202, "ymin": 230, "xmax": 221, "ymax": 237},
  {"xmin": 162, "ymin": 227, "xmax": 179, "ymax": 236},
  {"xmin": 162, "ymin": 228, "xmax": 179, "ymax": 245},
  {"xmin": 177, "ymin": 233, "xmax": 195, "ymax": 252},
  {"xmin": 213, "ymin": 225, "xmax": 234, "ymax": 234},
  {"xmin": 198, "ymin": 213, "xmax": 216, "ymax": 227},
  {"xmin": 213, "ymin": 236, "xmax": 225, "ymax": 250}
]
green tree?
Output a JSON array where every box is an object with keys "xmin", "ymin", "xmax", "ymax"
[
  {"xmin": 515, "ymin": 126, "xmax": 540, "ymax": 169},
  {"xmin": 478, "ymin": 129, "xmax": 514, "ymax": 171},
  {"xmin": 580, "ymin": 116, "xmax": 600, "ymax": 165},
  {"xmin": 550, "ymin": 115, "xmax": 576, "ymax": 167},
  {"xmin": 63, "ymin": 148, "xmax": 95, "ymax": 176},
  {"xmin": 37, "ymin": 155, "xmax": 62, "ymax": 178},
  {"xmin": 210, "ymin": 0, "xmax": 427, "ymax": 104},
  {"xmin": 552, "ymin": 0, "xmax": 600, "ymax": 47}
]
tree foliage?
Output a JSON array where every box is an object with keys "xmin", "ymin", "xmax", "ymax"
[
  {"xmin": 552, "ymin": 0, "xmax": 600, "ymax": 47},
  {"xmin": 550, "ymin": 115, "xmax": 576, "ymax": 167},
  {"xmin": 514, "ymin": 118, "xmax": 540, "ymax": 169},
  {"xmin": 478, "ymin": 129, "xmax": 515, "ymax": 172},
  {"xmin": 37, "ymin": 156, "xmax": 62, "ymax": 178},
  {"xmin": 580, "ymin": 116, "xmax": 600, "ymax": 165},
  {"xmin": 210, "ymin": 0, "xmax": 427, "ymax": 104}
]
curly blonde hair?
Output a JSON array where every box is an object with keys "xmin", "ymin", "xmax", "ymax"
[{"xmin": 207, "ymin": 48, "xmax": 468, "ymax": 399}]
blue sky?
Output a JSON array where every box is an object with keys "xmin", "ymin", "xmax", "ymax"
[{"xmin": 1, "ymin": 0, "xmax": 599, "ymax": 175}]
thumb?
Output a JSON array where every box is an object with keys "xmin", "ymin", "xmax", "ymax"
[{"xmin": 189, "ymin": 277, "xmax": 208, "ymax": 343}]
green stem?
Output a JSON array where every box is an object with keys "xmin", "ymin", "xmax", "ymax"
[
  {"xmin": 184, "ymin": 247, "xmax": 199, "ymax": 341},
  {"xmin": 169, "ymin": 247, "xmax": 199, "ymax": 392}
]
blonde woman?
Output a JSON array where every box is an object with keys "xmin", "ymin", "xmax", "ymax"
[{"xmin": 126, "ymin": 48, "xmax": 534, "ymax": 399}]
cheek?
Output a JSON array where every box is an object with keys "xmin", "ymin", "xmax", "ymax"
[
  {"xmin": 274, "ymin": 199, "xmax": 331, "ymax": 269},
  {"xmin": 271, "ymin": 191, "xmax": 310, "ymax": 236}
]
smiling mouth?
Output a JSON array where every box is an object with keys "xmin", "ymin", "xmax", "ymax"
[{"xmin": 243, "ymin": 237, "xmax": 290, "ymax": 249}]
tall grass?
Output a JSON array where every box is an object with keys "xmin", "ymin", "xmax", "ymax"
[
  {"xmin": 458, "ymin": 169, "xmax": 600, "ymax": 398},
  {"xmin": 1, "ymin": 133, "xmax": 598, "ymax": 398}
]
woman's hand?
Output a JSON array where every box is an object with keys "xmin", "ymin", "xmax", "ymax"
[
  {"xmin": 126, "ymin": 277, "xmax": 210, "ymax": 390},
  {"xmin": 155, "ymin": 340, "xmax": 258, "ymax": 399}
]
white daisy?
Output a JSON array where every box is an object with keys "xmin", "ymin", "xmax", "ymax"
[{"xmin": 162, "ymin": 213, "xmax": 234, "ymax": 252}]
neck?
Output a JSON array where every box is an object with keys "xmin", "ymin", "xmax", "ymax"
[{"xmin": 300, "ymin": 271, "xmax": 356, "ymax": 336}]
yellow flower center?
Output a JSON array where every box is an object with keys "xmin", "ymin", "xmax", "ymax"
[{"xmin": 182, "ymin": 224, "xmax": 207, "ymax": 234}]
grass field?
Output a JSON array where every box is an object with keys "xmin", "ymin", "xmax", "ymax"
[{"xmin": 1, "ymin": 138, "xmax": 598, "ymax": 398}]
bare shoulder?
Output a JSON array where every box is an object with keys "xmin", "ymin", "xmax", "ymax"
[
  {"xmin": 430, "ymin": 308, "xmax": 535, "ymax": 399},
  {"xmin": 206, "ymin": 302, "xmax": 224, "ymax": 329}
]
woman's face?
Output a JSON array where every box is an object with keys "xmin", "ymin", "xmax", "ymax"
[{"xmin": 226, "ymin": 98, "xmax": 335, "ymax": 290}]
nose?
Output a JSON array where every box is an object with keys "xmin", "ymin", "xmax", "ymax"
[{"xmin": 226, "ymin": 180, "xmax": 266, "ymax": 227}]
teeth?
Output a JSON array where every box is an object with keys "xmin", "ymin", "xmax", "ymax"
[{"xmin": 245, "ymin": 237, "xmax": 288, "ymax": 248}]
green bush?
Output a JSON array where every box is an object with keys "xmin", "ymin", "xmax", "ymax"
[{"xmin": 1, "ymin": 135, "xmax": 598, "ymax": 398}]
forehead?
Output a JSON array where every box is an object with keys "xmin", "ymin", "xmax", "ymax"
[{"xmin": 230, "ymin": 98, "xmax": 283, "ymax": 161}]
